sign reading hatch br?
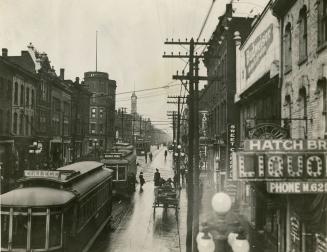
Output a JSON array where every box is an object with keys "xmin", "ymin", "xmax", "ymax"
[{"xmin": 233, "ymin": 139, "xmax": 327, "ymax": 181}]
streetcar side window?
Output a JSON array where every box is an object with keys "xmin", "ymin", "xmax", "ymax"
[
  {"xmin": 118, "ymin": 166, "xmax": 126, "ymax": 180},
  {"xmin": 12, "ymin": 214, "xmax": 28, "ymax": 249},
  {"xmin": 1, "ymin": 214, "xmax": 9, "ymax": 249},
  {"xmin": 31, "ymin": 215, "xmax": 46, "ymax": 249},
  {"xmin": 50, "ymin": 213, "xmax": 62, "ymax": 247}
]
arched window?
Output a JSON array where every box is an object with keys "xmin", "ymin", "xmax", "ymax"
[
  {"xmin": 26, "ymin": 87, "xmax": 30, "ymax": 107},
  {"xmin": 318, "ymin": 0, "xmax": 327, "ymax": 46},
  {"xmin": 25, "ymin": 115, "xmax": 29, "ymax": 136},
  {"xmin": 20, "ymin": 112, "xmax": 24, "ymax": 135},
  {"xmin": 20, "ymin": 85, "xmax": 24, "ymax": 106},
  {"xmin": 14, "ymin": 82, "xmax": 18, "ymax": 105},
  {"xmin": 299, "ymin": 87, "xmax": 308, "ymax": 138},
  {"xmin": 0, "ymin": 109, "xmax": 3, "ymax": 133},
  {"xmin": 284, "ymin": 23, "xmax": 292, "ymax": 72},
  {"xmin": 7, "ymin": 81, "xmax": 12, "ymax": 100},
  {"xmin": 299, "ymin": 6, "xmax": 307, "ymax": 62},
  {"xmin": 6, "ymin": 110, "xmax": 10, "ymax": 133},
  {"xmin": 31, "ymin": 89, "xmax": 35, "ymax": 107},
  {"xmin": 13, "ymin": 112, "xmax": 18, "ymax": 134}
]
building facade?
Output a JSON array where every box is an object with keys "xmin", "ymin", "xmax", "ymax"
[
  {"xmin": 271, "ymin": 0, "xmax": 327, "ymax": 251},
  {"xmin": 0, "ymin": 48, "xmax": 39, "ymax": 191},
  {"xmin": 201, "ymin": 3, "xmax": 254, "ymax": 192},
  {"xmin": 84, "ymin": 71, "xmax": 116, "ymax": 154},
  {"xmin": 234, "ymin": 2, "xmax": 284, "ymax": 251}
]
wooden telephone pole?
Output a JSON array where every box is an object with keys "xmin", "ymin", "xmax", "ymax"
[{"xmin": 163, "ymin": 38, "xmax": 214, "ymax": 251}]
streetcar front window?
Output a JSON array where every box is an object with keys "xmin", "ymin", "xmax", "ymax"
[
  {"xmin": 50, "ymin": 213, "xmax": 61, "ymax": 247},
  {"xmin": 12, "ymin": 213, "xmax": 28, "ymax": 249},
  {"xmin": 31, "ymin": 215, "xmax": 46, "ymax": 249},
  {"xmin": 1, "ymin": 214, "xmax": 9, "ymax": 249}
]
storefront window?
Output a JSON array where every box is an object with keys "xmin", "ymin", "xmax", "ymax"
[
  {"xmin": 1, "ymin": 214, "xmax": 9, "ymax": 248},
  {"xmin": 31, "ymin": 215, "xmax": 46, "ymax": 249},
  {"xmin": 50, "ymin": 213, "xmax": 62, "ymax": 247},
  {"xmin": 12, "ymin": 214, "xmax": 28, "ymax": 249}
]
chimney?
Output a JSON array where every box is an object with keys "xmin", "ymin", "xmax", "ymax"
[
  {"xmin": 60, "ymin": 68, "xmax": 65, "ymax": 80},
  {"xmin": 75, "ymin": 77, "xmax": 80, "ymax": 84},
  {"xmin": 2, "ymin": 48, "xmax": 8, "ymax": 57}
]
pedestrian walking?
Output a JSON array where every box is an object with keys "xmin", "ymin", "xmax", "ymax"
[
  {"xmin": 144, "ymin": 151, "xmax": 148, "ymax": 163},
  {"xmin": 164, "ymin": 150, "xmax": 168, "ymax": 160},
  {"xmin": 154, "ymin": 168, "xmax": 161, "ymax": 186},
  {"xmin": 139, "ymin": 172, "xmax": 145, "ymax": 191},
  {"xmin": 149, "ymin": 152, "xmax": 153, "ymax": 162},
  {"xmin": 180, "ymin": 168, "xmax": 185, "ymax": 184}
]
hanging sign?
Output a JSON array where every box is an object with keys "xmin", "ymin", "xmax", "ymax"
[
  {"xmin": 244, "ymin": 139, "xmax": 327, "ymax": 152},
  {"xmin": 235, "ymin": 152, "xmax": 327, "ymax": 180},
  {"xmin": 289, "ymin": 212, "xmax": 302, "ymax": 252},
  {"xmin": 227, "ymin": 124, "xmax": 237, "ymax": 179}
]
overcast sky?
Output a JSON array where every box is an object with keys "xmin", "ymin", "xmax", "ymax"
[{"xmin": 0, "ymin": 0, "xmax": 268, "ymax": 135}]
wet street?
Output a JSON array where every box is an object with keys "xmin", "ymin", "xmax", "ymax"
[{"xmin": 91, "ymin": 147, "xmax": 187, "ymax": 252}]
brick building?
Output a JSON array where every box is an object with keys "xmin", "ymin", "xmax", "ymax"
[
  {"xmin": 201, "ymin": 3, "xmax": 253, "ymax": 191},
  {"xmin": 0, "ymin": 48, "xmax": 38, "ymax": 191},
  {"xmin": 233, "ymin": 2, "xmax": 283, "ymax": 251},
  {"xmin": 271, "ymin": 0, "xmax": 327, "ymax": 251},
  {"xmin": 84, "ymin": 71, "xmax": 116, "ymax": 155}
]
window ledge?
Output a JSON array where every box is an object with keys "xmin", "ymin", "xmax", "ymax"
[
  {"xmin": 298, "ymin": 57, "xmax": 308, "ymax": 66},
  {"xmin": 317, "ymin": 42, "xmax": 327, "ymax": 54},
  {"xmin": 284, "ymin": 67, "xmax": 292, "ymax": 75}
]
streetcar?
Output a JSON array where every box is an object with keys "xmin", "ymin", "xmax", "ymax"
[
  {"xmin": 101, "ymin": 143, "xmax": 137, "ymax": 198},
  {"xmin": 0, "ymin": 161, "xmax": 113, "ymax": 252},
  {"xmin": 135, "ymin": 138, "xmax": 150, "ymax": 156}
]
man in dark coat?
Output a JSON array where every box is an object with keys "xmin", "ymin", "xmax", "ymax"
[{"xmin": 154, "ymin": 168, "xmax": 161, "ymax": 186}]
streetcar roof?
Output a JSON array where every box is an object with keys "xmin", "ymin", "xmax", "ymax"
[
  {"xmin": 57, "ymin": 161, "xmax": 103, "ymax": 175},
  {"xmin": 0, "ymin": 187, "xmax": 75, "ymax": 207}
]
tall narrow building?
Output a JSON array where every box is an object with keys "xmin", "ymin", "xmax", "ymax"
[
  {"xmin": 131, "ymin": 91, "xmax": 137, "ymax": 115},
  {"xmin": 84, "ymin": 71, "xmax": 116, "ymax": 153}
]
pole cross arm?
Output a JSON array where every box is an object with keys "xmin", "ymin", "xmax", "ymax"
[
  {"xmin": 163, "ymin": 54, "xmax": 205, "ymax": 59},
  {"xmin": 172, "ymin": 75, "xmax": 218, "ymax": 81}
]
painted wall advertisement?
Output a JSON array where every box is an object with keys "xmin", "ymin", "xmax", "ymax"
[{"xmin": 245, "ymin": 23, "xmax": 273, "ymax": 79}]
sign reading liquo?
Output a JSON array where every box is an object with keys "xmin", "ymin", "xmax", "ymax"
[{"xmin": 234, "ymin": 139, "xmax": 327, "ymax": 181}]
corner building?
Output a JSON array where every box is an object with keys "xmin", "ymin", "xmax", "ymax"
[
  {"xmin": 84, "ymin": 71, "xmax": 116, "ymax": 154},
  {"xmin": 270, "ymin": 0, "xmax": 327, "ymax": 251}
]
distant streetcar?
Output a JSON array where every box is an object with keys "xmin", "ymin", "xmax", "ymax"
[
  {"xmin": 0, "ymin": 161, "xmax": 113, "ymax": 252},
  {"xmin": 135, "ymin": 138, "xmax": 150, "ymax": 156},
  {"xmin": 101, "ymin": 143, "xmax": 137, "ymax": 198}
]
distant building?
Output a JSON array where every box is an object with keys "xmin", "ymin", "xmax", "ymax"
[
  {"xmin": 84, "ymin": 71, "xmax": 116, "ymax": 153},
  {"xmin": 68, "ymin": 77, "xmax": 91, "ymax": 162},
  {"xmin": 131, "ymin": 91, "xmax": 137, "ymax": 115}
]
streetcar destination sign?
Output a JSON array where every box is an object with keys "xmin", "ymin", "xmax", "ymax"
[
  {"xmin": 24, "ymin": 170, "xmax": 60, "ymax": 178},
  {"xmin": 267, "ymin": 181, "xmax": 327, "ymax": 194}
]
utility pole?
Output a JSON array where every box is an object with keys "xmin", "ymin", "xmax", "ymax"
[
  {"xmin": 167, "ymin": 95, "xmax": 187, "ymax": 188},
  {"xmin": 193, "ymin": 58, "xmax": 200, "ymax": 250},
  {"xmin": 163, "ymin": 37, "xmax": 213, "ymax": 252},
  {"xmin": 132, "ymin": 113, "xmax": 135, "ymax": 144},
  {"xmin": 120, "ymin": 107, "xmax": 126, "ymax": 141}
]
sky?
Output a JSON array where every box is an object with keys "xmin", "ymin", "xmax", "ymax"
[{"xmin": 0, "ymin": 0, "xmax": 268, "ymax": 135}]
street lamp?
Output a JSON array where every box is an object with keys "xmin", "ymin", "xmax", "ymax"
[{"xmin": 197, "ymin": 192, "xmax": 249, "ymax": 252}]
